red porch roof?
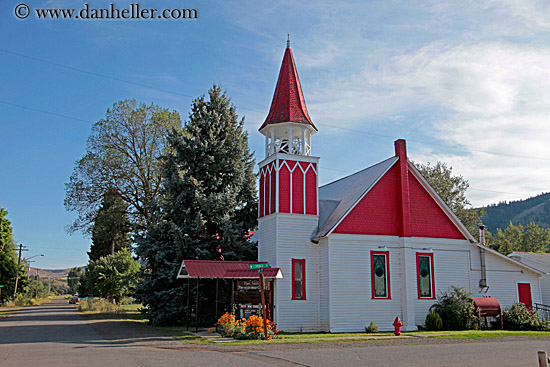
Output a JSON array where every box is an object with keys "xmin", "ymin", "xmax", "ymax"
[{"xmin": 177, "ymin": 260, "xmax": 283, "ymax": 279}]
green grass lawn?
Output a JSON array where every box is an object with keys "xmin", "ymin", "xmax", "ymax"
[
  {"xmin": 423, "ymin": 330, "xmax": 550, "ymax": 339},
  {"xmin": 78, "ymin": 301, "xmax": 148, "ymax": 321},
  {"xmin": 276, "ymin": 331, "xmax": 395, "ymax": 339},
  {"xmin": 162, "ymin": 329, "xmax": 550, "ymax": 345}
]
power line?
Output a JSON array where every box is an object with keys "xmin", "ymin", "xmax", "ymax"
[
  {"xmin": 314, "ymin": 123, "xmax": 550, "ymax": 162},
  {"xmin": 316, "ymin": 166, "xmax": 537, "ymax": 197},
  {"xmin": 4, "ymin": 94, "xmax": 537, "ymax": 197},
  {"xmin": 2, "ymin": 98, "xmax": 549, "ymax": 196},
  {"xmin": 2, "ymin": 48, "xmax": 550, "ymax": 162},
  {"xmin": 0, "ymin": 48, "xmax": 260, "ymax": 113},
  {"xmin": 0, "ymin": 100, "xmax": 93, "ymax": 124},
  {"xmin": 0, "ymin": 48, "xmax": 197, "ymax": 100}
]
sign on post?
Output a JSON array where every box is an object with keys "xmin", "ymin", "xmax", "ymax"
[
  {"xmin": 248, "ymin": 263, "xmax": 270, "ymax": 340},
  {"xmin": 249, "ymin": 262, "xmax": 269, "ymax": 270}
]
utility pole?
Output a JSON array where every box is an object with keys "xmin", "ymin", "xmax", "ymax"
[
  {"xmin": 13, "ymin": 244, "xmax": 28, "ymax": 299},
  {"xmin": 35, "ymin": 270, "xmax": 39, "ymax": 299}
]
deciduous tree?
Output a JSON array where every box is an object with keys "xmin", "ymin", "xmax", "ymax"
[
  {"xmin": 67, "ymin": 266, "xmax": 84, "ymax": 295},
  {"xmin": 0, "ymin": 207, "xmax": 17, "ymax": 302},
  {"xmin": 490, "ymin": 222, "xmax": 550, "ymax": 254},
  {"xmin": 64, "ymin": 100, "xmax": 181, "ymax": 234},
  {"xmin": 414, "ymin": 161, "xmax": 485, "ymax": 239},
  {"xmin": 83, "ymin": 248, "xmax": 140, "ymax": 302},
  {"xmin": 0, "ymin": 206, "xmax": 28, "ymax": 302}
]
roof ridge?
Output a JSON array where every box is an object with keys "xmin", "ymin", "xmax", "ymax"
[{"xmin": 320, "ymin": 156, "xmax": 398, "ymax": 189}]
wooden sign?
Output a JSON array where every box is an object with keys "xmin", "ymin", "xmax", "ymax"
[{"xmin": 237, "ymin": 280, "xmax": 260, "ymax": 291}]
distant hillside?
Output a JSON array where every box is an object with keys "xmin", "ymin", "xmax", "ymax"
[
  {"xmin": 28, "ymin": 266, "xmax": 85, "ymax": 280},
  {"xmin": 482, "ymin": 192, "xmax": 550, "ymax": 233}
]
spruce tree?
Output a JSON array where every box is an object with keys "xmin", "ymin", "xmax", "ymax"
[{"xmin": 135, "ymin": 85, "xmax": 257, "ymax": 325}]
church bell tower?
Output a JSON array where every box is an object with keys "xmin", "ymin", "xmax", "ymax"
[
  {"xmin": 257, "ymin": 38, "xmax": 319, "ymax": 220},
  {"xmin": 257, "ymin": 38, "xmax": 322, "ymax": 331}
]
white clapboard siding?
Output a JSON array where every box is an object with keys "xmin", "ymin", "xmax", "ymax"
[
  {"xmin": 319, "ymin": 237, "xmax": 330, "ymax": 331},
  {"xmin": 469, "ymin": 247, "xmax": 542, "ymax": 308},
  {"xmin": 509, "ymin": 255, "xmax": 550, "ymax": 305},
  {"xmin": 272, "ymin": 214, "xmax": 320, "ymax": 332},
  {"xmin": 328, "ymin": 234, "xmax": 402, "ymax": 332},
  {"xmin": 541, "ymin": 277, "xmax": 550, "ymax": 305},
  {"xmin": 258, "ymin": 214, "xmax": 277, "ymax": 266},
  {"xmin": 410, "ymin": 238, "xmax": 471, "ymax": 325},
  {"xmin": 517, "ymin": 257, "xmax": 550, "ymax": 305}
]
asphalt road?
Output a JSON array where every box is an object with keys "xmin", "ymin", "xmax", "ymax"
[{"xmin": 2, "ymin": 298, "xmax": 550, "ymax": 366}]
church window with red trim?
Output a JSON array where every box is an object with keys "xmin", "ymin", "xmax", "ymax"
[
  {"xmin": 416, "ymin": 253, "xmax": 435, "ymax": 299},
  {"xmin": 371, "ymin": 251, "xmax": 391, "ymax": 299},
  {"xmin": 292, "ymin": 259, "xmax": 306, "ymax": 300}
]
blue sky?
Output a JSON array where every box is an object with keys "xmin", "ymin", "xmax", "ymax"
[{"xmin": 1, "ymin": 0, "xmax": 549, "ymax": 269}]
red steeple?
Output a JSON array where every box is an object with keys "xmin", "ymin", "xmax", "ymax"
[{"xmin": 259, "ymin": 43, "xmax": 317, "ymax": 132}]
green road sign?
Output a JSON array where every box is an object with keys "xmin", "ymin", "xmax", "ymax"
[{"xmin": 249, "ymin": 262, "xmax": 269, "ymax": 270}]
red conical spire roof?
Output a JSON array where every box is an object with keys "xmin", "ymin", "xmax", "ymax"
[{"xmin": 259, "ymin": 44, "xmax": 317, "ymax": 132}]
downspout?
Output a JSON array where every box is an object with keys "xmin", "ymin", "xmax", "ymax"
[{"xmin": 479, "ymin": 225, "xmax": 488, "ymax": 291}]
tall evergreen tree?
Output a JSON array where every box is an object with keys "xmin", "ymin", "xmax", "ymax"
[
  {"xmin": 135, "ymin": 85, "xmax": 257, "ymax": 325},
  {"xmin": 89, "ymin": 189, "xmax": 131, "ymax": 261}
]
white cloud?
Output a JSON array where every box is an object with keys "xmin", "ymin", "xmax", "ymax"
[
  {"xmin": 309, "ymin": 42, "xmax": 550, "ymax": 206},
  {"xmin": 495, "ymin": 0, "xmax": 550, "ymax": 31},
  {"xmin": 225, "ymin": 0, "xmax": 550, "ymax": 206},
  {"xmin": 390, "ymin": 42, "xmax": 550, "ymax": 206}
]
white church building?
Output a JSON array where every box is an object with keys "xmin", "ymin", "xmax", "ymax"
[{"xmin": 255, "ymin": 42, "xmax": 545, "ymax": 332}]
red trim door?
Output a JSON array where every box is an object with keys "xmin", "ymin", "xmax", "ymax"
[{"xmin": 517, "ymin": 283, "xmax": 532, "ymax": 309}]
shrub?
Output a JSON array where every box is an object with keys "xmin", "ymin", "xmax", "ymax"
[
  {"xmin": 502, "ymin": 303, "xmax": 550, "ymax": 331},
  {"xmin": 216, "ymin": 312, "xmax": 278, "ymax": 340},
  {"xmin": 365, "ymin": 321, "xmax": 378, "ymax": 333},
  {"xmin": 78, "ymin": 298, "xmax": 120, "ymax": 313},
  {"xmin": 216, "ymin": 312, "xmax": 237, "ymax": 337},
  {"xmin": 430, "ymin": 286, "xmax": 478, "ymax": 330},
  {"xmin": 425, "ymin": 310, "xmax": 443, "ymax": 331}
]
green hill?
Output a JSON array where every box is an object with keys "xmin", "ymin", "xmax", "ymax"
[{"xmin": 482, "ymin": 192, "xmax": 550, "ymax": 233}]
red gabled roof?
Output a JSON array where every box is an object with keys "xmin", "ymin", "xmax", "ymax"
[
  {"xmin": 317, "ymin": 139, "xmax": 473, "ymax": 241},
  {"xmin": 177, "ymin": 260, "xmax": 283, "ymax": 279},
  {"xmin": 259, "ymin": 45, "xmax": 317, "ymax": 132}
]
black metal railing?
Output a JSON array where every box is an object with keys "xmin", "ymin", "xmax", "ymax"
[{"xmin": 534, "ymin": 303, "xmax": 550, "ymax": 320}]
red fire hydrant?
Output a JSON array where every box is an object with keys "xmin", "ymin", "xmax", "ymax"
[{"xmin": 393, "ymin": 316, "xmax": 403, "ymax": 336}]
